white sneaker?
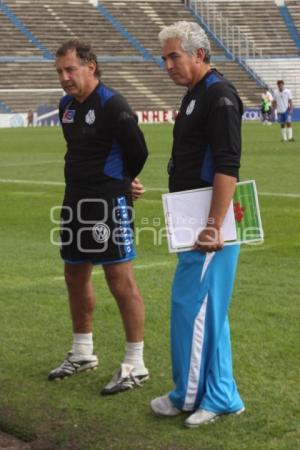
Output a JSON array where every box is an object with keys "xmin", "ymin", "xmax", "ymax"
[
  {"xmin": 150, "ymin": 395, "xmax": 181, "ymax": 416},
  {"xmin": 101, "ymin": 363, "xmax": 149, "ymax": 395},
  {"xmin": 48, "ymin": 352, "xmax": 98, "ymax": 381},
  {"xmin": 185, "ymin": 407, "xmax": 245, "ymax": 428}
]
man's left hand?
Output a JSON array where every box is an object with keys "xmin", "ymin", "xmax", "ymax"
[
  {"xmin": 193, "ymin": 226, "xmax": 224, "ymax": 253},
  {"xmin": 131, "ymin": 178, "xmax": 145, "ymax": 201}
]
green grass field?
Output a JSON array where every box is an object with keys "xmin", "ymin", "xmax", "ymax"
[{"xmin": 0, "ymin": 122, "xmax": 299, "ymax": 450}]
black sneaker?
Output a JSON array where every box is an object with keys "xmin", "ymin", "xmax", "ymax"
[
  {"xmin": 288, "ymin": 138, "xmax": 295, "ymax": 142},
  {"xmin": 48, "ymin": 352, "xmax": 98, "ymax": 381},
  {"xmin": 101, "ymin": 363, "xmax": 149, "ymax": 395}
]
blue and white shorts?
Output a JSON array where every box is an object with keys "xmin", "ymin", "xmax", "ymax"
[{"xmin": 278, "ymin": 111, "xmax": 292, "ymax": 124}]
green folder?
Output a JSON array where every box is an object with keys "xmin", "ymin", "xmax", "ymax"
[{"xmin": 232, "ymin": 180, "xmax": 264, "ymax": 244}]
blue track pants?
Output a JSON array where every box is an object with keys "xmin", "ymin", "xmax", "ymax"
[{"xmin": 169, "ymin": 245, "xmax": 244, "ymax": 413}]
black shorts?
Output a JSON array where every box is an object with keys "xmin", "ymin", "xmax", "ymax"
[{"xmin": 60, "ymin": 194, "xmax": 135, "ymax": 265}]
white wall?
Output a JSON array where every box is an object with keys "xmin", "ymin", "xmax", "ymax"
[{"xmin": 0, "ymin": 113, "xmax": 27, "ymax": 128}]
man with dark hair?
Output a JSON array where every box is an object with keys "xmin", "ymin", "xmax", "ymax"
[
  {"xmin": 272, "ymin": 80, "xmax": 295, "ymax": 142},
  {"xmin": 48, "ymin": 40, "xmax": 149, "ymax": 395},
  {"xmin": 150, "ymin": 21, "xmax": 245, "ymax": 427}
]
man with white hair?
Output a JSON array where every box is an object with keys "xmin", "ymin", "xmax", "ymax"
[{"xmin": 150, "ymin": 21, "xmax": 245, "ymax": 427}]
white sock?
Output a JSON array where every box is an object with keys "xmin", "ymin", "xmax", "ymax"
[
  {"xmin": 72, "ymin": 333, "xmax": 93, "ymax": 356},
  {"xmin": 281, "ymin": 128, "xmax": 287, "ymax": 141},
  {"xmin": 123, "ymin": 341, "xmax": 146, "ymax": 373},
  {"xmin": 287, "ymin": 127, "xmax": 293, "ymax": 140}
]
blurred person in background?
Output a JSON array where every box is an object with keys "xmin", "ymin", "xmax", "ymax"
[
  {"xmin": 272, "ymin": 80, "xmax": 295, "ymax": 142},
  {"xmin": 27, "ymin": 110, "xmax": 34, "ymax": 126},
  {"xmin": 261, "ymin": 87, "xmax": 273, "ymax": 125}
]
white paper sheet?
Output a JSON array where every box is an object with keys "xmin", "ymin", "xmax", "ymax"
[{"xmin": 163, "ymin": 188, "xmax": 237, "ymax": 252}]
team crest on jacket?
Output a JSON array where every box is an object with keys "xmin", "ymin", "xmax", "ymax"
[
  {"xmin": 85, "ymin": 109, "xmax": 96, "ymax": 125},
  {"xmin": 62, "ymin": 109, "xmax": 75, "ymax": 123},
  {"xmin": 186, "ymin": 99, "xmax": 196, "ymax": 115}
]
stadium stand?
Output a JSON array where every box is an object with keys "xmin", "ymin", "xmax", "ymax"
[
  {"xmin": 0, "ymin": 57, "xmax": 261, "ymax": 112},
  {"xmin": 246, "ymin": 58, "xmax": 300, "ymax": 106},
  {"xmin": 0, "ymin": 100, "xmax": 11, "ymax": 113},
  {"xmin": 2, "ymin": 0, "xmax": 146, "ymax": 57},
  {"xmin": 0, "ymin": 90, "xmax": 62, "ymax": 114},
  {"xmin": 0, "ymin": 10, "xmax": 41, "ymax": 56},
  {"xmin": 96, "ymin": 0, "xmax": 226, "ymax": 57},
  {"xmin": 278, "ymin": 2, "xmax": 300, "ymax": 53},
  {"xmin": 200, "ymin": 0, "xmax": 299, "ymax": 56},
  {"xmin": 0, "ymin": 0, "xmax": 299, "ymax": 114},
  {"xmin": 0, "ymin": 60, "xmax": 184, "ymax": 111},
  {"xmin": 286, "ymin": 0, "xmax": 300, "ymax": 36}
]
